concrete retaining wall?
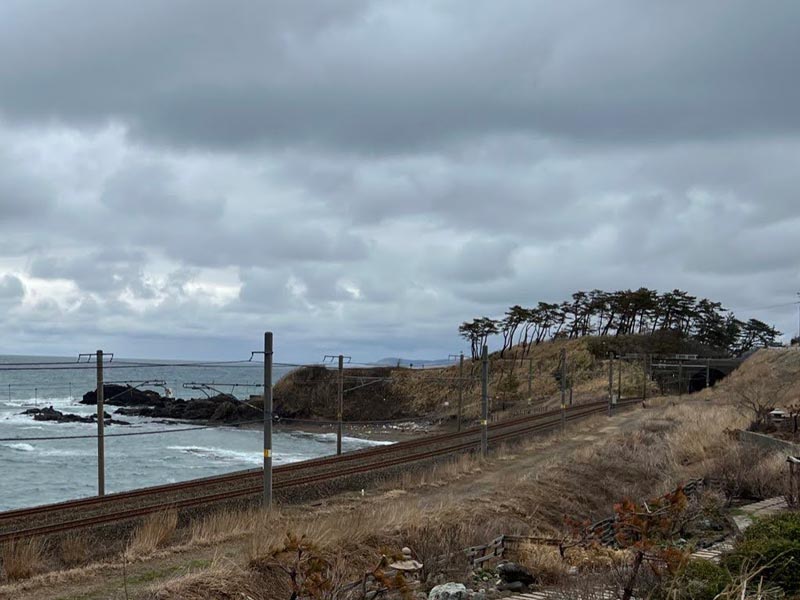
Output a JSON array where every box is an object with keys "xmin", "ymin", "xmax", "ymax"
[{"xmin": 737, "ymin": 429, "xmax": 800, "ymax": 455}]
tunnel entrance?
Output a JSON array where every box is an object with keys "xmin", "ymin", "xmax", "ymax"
[{"xmin": 687, "ymin": 368, "xmax": 727, "ymax": 393}]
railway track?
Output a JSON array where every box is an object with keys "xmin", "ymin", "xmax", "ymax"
[{"xmin": 0, "ymin": 398, "xmax": 639, "ymax": 542}]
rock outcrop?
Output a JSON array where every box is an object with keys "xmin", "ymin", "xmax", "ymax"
[
  {"xmin": 114, "ymin": 395, "xmax": 260, "ymax": 423},
  {"xmin": 22, "ymin": 406, "xmax": 130, "ymax": 425},
  {"xmin": 80, "ymin": 385, "xmax": 162, "ymax": 407}
]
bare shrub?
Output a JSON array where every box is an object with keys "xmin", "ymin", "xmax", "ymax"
[
  {"xmin": 725, "ymin": 360, "xmax": 792, "ymax": 430},
  {"xmin": 706, "ymin": 445, "xmax": 786, "ymax": 504},
  {"xmin": 1, "ymin": 537, "xmax": 46, "ymax": 581},
  {"xmin": 125, "ymin": 510, "xmax": 178, "ymax": 559},
  {"xmin": 516, "ymin": 543, "xmax": 570, "ymax": 585}
]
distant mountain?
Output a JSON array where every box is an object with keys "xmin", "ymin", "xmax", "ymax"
[{"xmin": 375, "ymin": 357, "xmax": 453, "ymax": 368}]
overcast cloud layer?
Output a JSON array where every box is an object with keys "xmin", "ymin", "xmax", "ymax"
[{"xmin": 0, "ymin": 0, "xmax": 798, "ymax": 361}]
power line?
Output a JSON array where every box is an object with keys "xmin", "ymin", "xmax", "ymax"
[
  {"xmin": 0, "ymin": 419, "xmax": 265, "ymax": 442},
  {"xmin": 726, "ymin": 300, "xmax": 800, "ymax": 312}
]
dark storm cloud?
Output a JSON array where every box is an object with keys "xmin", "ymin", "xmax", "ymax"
[
  {"xmin": 2, "ymin": 1, "xmax": 800, "ymax": 153},
  {"xmin": 0, "ymin": 1, "xmax": 799, "ymax": 359}
]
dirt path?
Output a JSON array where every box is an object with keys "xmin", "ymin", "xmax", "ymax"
[{"xmin": 1, "ymin": 399, "xmax": 678, "ymax": 600}]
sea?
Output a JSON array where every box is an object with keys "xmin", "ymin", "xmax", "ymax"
[{"xmin": 0, "ymin": 355, "xmax": 391, "ymax": 511}]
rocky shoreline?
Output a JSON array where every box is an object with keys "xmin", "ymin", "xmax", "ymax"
[{"xmin": 16, "ymin": 383, "xmax": 442, "ymax": 442}]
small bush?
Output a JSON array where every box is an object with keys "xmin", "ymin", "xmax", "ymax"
[
  {"xmin": 722, "ymin": 512, "xmax": 800, "ymax": 595},
  {"xmin": 662, "ymin": 559, "xmax": 731, "ymax": 600},
  {"xmin": 741, "ymin": 511, "xmax": 800, "ymax": 543}
]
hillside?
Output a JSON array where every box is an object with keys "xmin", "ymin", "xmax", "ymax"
[{"xmin": 270, "ymin": 336, "xmax": 675, "ymax": 423}]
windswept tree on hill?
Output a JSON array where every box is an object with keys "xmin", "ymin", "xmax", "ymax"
[
  {"xmin": 459, "ymin": 288, "xmax": 782, "ymax": 357},
  {"xmin": 459, "ymin": 317, "xmax": 500, "ymax": 360}
]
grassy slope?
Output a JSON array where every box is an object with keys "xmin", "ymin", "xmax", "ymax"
[{"xmin": 272, "ymin": 337, "xmax": 651, "ymax": 421}]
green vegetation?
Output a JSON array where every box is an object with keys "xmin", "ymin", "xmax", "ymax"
[
  {"xmin": 722, "ymin": 512, "xmax": 800, "ymax": 595},
  {"xmin": 665, "ymin": 559, "xmax": 732, "ymax": 600}
]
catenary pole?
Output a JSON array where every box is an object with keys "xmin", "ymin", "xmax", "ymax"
[
  {"xmin": 527, "ymin": 357, "xmax": 533, "ymax": 399},
  {"xmin": 263, "ymin": 332, "xmax": 273, "ymax": 508},
  {"xmin": 96, "ymin": 350, "xmax": 104, "ymax": 497},
  {"xmin": 481, "ymin": 345, "xmax": 488, "ymax": 458},
  {"xmin": 457, "ymin": 352, "xmax": 464, "ymax": 432},
  {"xmin": 560, "ymin": 348, "xmax": 567, "ymax": 431},
  {"xmin": 337, "ymin": 354, "xmax": 344, "ymax": 455},
  {"xmin": 608, "ymin": 353, "xmax": 614, "ymax": 416},
  {"xmin": 642, "ymin": 354, "xmax": 648, "ymax": 401}
]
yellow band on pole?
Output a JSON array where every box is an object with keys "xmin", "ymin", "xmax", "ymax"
[
  {"xmin": 264, "ymin": 449, "xmax": 271, "ymax": 458},
  {"xmin": 480, "ymin": 419, "xmax": 488, "ymax": 425}
]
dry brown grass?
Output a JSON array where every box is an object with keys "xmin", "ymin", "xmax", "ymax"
[
  {"xmin": 149, "ymin": 554, "xmax": 272, "ymax": 600},
  {"xmin": 125, "ymin": 510, "xmax": 178, "ymax": 559},
  {"xmin": 189, "ymin": 507, "xmax": 276, "ymax": 547},
  {"xmin": 516, "ymin": 543, "xmax": 571, "ymax": 585},
  {"xmin": 663, "ymin": 402, "xmax": 747, "ymax": 467},
  {"xmin": 0, "ymin": 538, "xmax": 46, "ymax": 582},
  {"xmin": 58, "ymin": 535, "xmax": 90, "ymax": 568}
]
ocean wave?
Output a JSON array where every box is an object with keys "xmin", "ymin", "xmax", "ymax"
[
  {"xmin": 1, "ymin": 396, "xmax": 77, "ymax": 409},
  {"xmin": 1, "ymin": 442, "xmax": 35, "ymax": 452},
  {"xmin": 167, "ymin": 445, "xmax": 263, "ymax": 465},
  {"xmin": 298, "ymin": 432, "xmax": 394, "ymax": 446},
  {"xmin": 166, "ymin": 445, "xmax": 313, "ymax": 466}
]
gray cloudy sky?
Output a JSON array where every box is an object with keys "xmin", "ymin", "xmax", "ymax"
[{"xmin": 1, "ymin": 0, "xmax": 799, "ymax": 361}]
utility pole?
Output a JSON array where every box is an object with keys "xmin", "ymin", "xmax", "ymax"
[
  {"xmin": 96, "ymin": 350, "xmax": 105, "ymax": 497},
  {"xmin": 527, "ymin": 357, "xmax": 533, "ymax": 400},
  {"xmin": 617, "ymin": 357, "xmax": 622, "ymax": 402},
  {"xmin": 337, "ymin": 354, "xmax": 344, "ymax": 455},
  {"xmin": 705, "ymin": 359, "xmax": 711, "ymax": 389},
  {"xmin": 642, "ymin": 354, "xmax": 648, "ymax": 401},
  {"xmin": 796, "ymin": 292, "xmax": 799, "ymax": 341},
  {"xmin": 458, "ymin": 352, "xmax": 464, "ymax": 432},
  {"xmin": 560, "ymin": 348, "xmax": 567, "ymax": 431},
  {"xmin": 678, "ymin": 363, "xmax": 683, "ymax": 397},
  {"xmin": 608, "ymin": 354, "xmax": 614, "ymax": 416},
  {"xmin": 263, "ymin": 332, "xmax": 273, "ymax": 508},
  {"xmin": 481, "ymin": 345, "xmax": 488, "ymax": 458}
]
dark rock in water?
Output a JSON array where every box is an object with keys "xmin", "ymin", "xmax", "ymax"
[
  {"xmin": 114, "ymin": 395, "xmax": 259, "ymax": 423},
  {"xmin": 22, "ymin": 406, "xmax": 130, "ymax": 425},
  {"xmin": 81, "ymin": 385, "xmax": 162, "ymax": 407},
  {"xmin": 496, "ymin": 562, "xmax": 535, "ymax": 586}
]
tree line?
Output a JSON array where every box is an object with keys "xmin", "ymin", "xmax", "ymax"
[{"xmin": 459, "ymin": 288, "xmax": 781, "ymax": 360}]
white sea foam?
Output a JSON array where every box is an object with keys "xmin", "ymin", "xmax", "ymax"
[
  {"xmin": 39, "ymin": 448, "xmax": 95, "ymax": 458},
  {"xmin": 167, "ymin": 445, "xmax": 263, "ymax": 465},
  {"xmin": 305, "ymin": 432, "xmax": 394, "ymax": 446},
  {"xmin": 1, "ymin": 442, "xmax": 35, "ymax": 452},
  {"xmin": 2, "ymin": 396, "xmax": 77, "ymax": 409}
]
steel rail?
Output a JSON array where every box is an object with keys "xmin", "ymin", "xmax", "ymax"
[
  {"xmin": 0, "ymin": 401, "xmax": 596, "ymax": 523},
  {"xmin": 0, "ymin": 398, "xmax": 632, "ymax": 542}
]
